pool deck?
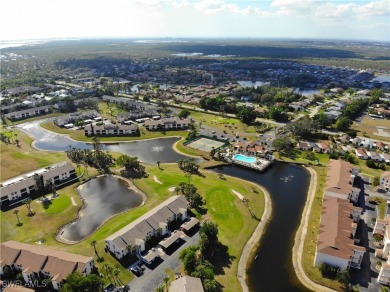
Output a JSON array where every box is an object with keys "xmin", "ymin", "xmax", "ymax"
[{"xmin": 229, "ymin": 156, "xmax": 273, "ymax": 172}]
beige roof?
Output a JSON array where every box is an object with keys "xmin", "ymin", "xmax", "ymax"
[
  {"xmin": 324, "ymin": 159, "xmax": 355, "ymax": 198},
  {"xmin": 142, "ymin": 248, "xmax": 160, "ymax": 263},
  {"xmin": 106, "ymin": 196, "xmax": 188, "ymax": 249},
  {"xmin": 0, "ymin": 243, "xmax": 22, "ymax": 266},
  {"xmin": 1, "ymin": 241, "xmax": 92, "ymax": 280},
  {"xmin": 381, "ymin": 171, "xmax": 390, "ymax": 180},
  {"xmin": 181, "ymin": 217, "xmax": 199, "ymax": 231},
  {"xmin": 316, "ymin": 196, "xmax": 365, "ymax": 260},
  {"xmin": 169, "ymin": 276, "xmax": 204, "ymax": 292},
  {"xmin": 2, "ymin": 285, "xmax": 35, "ymax": 292},
  {"xmin": 159, "ymin": 231, "xmax": 183, "ymax": 249}
]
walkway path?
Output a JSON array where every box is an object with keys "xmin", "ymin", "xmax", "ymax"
[
  {"xmin": 237, "ymin": 184, "xmax": 272, "ymax": 292},
  {"xmin": 292, "ymin": 167, "xmax": 337, "ymax": 292}
]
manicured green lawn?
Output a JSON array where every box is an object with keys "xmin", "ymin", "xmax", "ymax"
[
  {"xmin": 44, "ymin": 196, "xmax": 72, "ymax": 214},
  {"xmin": 0, "ymin": 130, "xmax": 66, "ymax": 181},
  {"xmin": 301, "ymin": 166, "xmax": 344, "ymax": 291},
  {"xmin": 370, "ymin": 196, "xmax": 387, "ymax": 219},
  {"xmin": 275, "ymin": 150, "xmax": 330, "ymax": 166},
  {"xmin": 1, "ymin": 161, "xmax": 265, "ymax": 290}
]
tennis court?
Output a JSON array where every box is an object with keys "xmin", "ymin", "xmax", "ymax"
[{"xmin": 187, "ymin": 137, "xmax": 225, "ymax": 152}]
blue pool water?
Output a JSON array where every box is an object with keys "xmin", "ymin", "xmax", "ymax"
[{"xmin": 233, "ymin": 154, "xmax": 256, "ymax": 163}]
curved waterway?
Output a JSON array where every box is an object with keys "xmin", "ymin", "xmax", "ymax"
[
  {"xmin": 212, "ymin": 163, "xmax": 311, "ymax": 292},
  {"xmin": 58, "ymin": 176, "xmax": 144, "ymax": 242},
  {"xmin": 17, "ymin": 120, "xmax": 311, "ymax": 290},
  {"xmin": 16, "ymin": 120, "xmax": 193, "ymax": 164}
]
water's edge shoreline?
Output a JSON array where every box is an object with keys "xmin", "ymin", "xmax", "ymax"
[{"xmin": 292, "ymin": 167, "xmax": 337, "ymax": 292}]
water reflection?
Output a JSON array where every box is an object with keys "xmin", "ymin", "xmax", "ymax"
[
  {"xmin": 58, "ymin": 176, "xmax": 144, "ymax": 242},
  {"xmin": 16, "ymin": 120, "xmax": 193, "ymax": 164},
  {"xmin": 212, "ymin": 163, "xmax": 310, "ymax": 292}
]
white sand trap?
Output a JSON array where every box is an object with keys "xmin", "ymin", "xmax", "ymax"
[
  {"xmin": 153, "ymin": 176, "xmax": 163, "ymax": 184},
  {"xmin": 168, "ymin": 187, "xmax": 176, "ymax": 192},
  {"xmin": 232, "ymin": 190, "xmax": 245, "ymax": 201},
  {"xmin": 71, "ymin": 197, "xmax": 77, "ymax": 206}
]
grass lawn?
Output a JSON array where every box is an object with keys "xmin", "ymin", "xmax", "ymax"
[
  {"xmin": 356, "ymin": 159, "xmax": 389, "ymax": 178},
  {"xmin": 370, "ymin": 196, "xmax": 387, "ymax": 219},
  {"xmin": 301, "ymin": 166, "xmax": 344, "ymax": 291},
  {"xmin": 1, "ymin": 162, "xmax": 265, "ymax": 290},
  {"xmin": 353, "ymin": 116, "xmax": 390, "ymax": 143},
  {"xmin": 98, "ymin": 101, "xmax": 126, "ymax": 120},
  {"xmin": 275, "ymin": 150, "xmax": 330, "ymax": 166},
  {"xmin": 0, "ymin": 130, "xmax": 66, "ymax": 181},
  {"xmin": 188, "ymin": 111, "xmax": 260, "ymax": 138}
]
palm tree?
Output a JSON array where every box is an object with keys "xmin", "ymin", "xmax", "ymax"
[
  {"xmin": 13, "ymin": 209, "xmax": 21, "ymax": 226},
  {"xmin": 90, "ymin": 240, "xmax": 98, "ymax": 256},
  {"xmin": 103, "ymin": 263, "xmax": 114, "ymax": 283},
  {"xmin": 155, "ymin": 284, "xmax": 164, "ymax": 292},
  {"xmin": 113, "ymin": 265, "xmax": 123, "ymax": 286},
  {"xmin": 157, "ymin": 161, "xmax": 161, "ymax": 169},
  {"xmin": 163, "ymin": 276, "xmax": 170, "ymax": 292},
  {"xmin": 23, "ymin": 198, "xmax": 33, "ymax": 216}
]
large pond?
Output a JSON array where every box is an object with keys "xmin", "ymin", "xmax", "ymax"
[
  {"xmin": 212, "ymin": 163, "xmax": 311, "ymax": 292},
  {"xmin": 58, "ymin": 176, "xmax": 144, "ymax": 242},
  {"xmin": 16, "ymin": 120, "xmax": 193, "ymax": 164}
]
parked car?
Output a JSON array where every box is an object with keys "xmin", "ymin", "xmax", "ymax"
[
  {"xmin": 130, "ymin": 265, "xmax": 143, "ymax": 276},
  {"xmin": 104, "ymin": 283, "xmax": 115, "ymax": 292}
]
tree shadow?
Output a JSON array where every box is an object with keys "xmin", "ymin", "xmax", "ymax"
[{"xmin": 211, "ymin": 242, "xmax": 235, "ymax": 276}]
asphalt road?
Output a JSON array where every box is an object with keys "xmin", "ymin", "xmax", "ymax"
[{"xmin": 128, "ymin": 231, "xmax": 200, "ymax": 292}]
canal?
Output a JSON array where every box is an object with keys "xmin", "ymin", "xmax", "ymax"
[
  {"xmin": 18, "ymin": 120, "xmax": 312, "ymax": 291},
  {"xmin": 212, "ymin": 163, "xmax": 311, "ymax": 292}
]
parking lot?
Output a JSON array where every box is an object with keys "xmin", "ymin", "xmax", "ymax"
[{"xmin": 128, "ymin": 230, "xmax": 200, "ymax": 292}]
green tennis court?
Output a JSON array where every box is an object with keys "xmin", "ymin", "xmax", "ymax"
[{"xmin": 187, "ymin": 137, "xmax": 225, "ymax": 152}]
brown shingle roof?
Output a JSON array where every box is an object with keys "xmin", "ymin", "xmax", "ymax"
[
  {"xmin": 324, "ymin": 159, "xmax": 355, "ymax": 198},
  {"xmin": 169, "ymin": 276, "xmax": 204, "ymax": 292},
  {"xmin": 0, "ymin": 245, "xmax": 22, "ymax": 266},
  {"xmin": 1, "ymin": 241, "xmax": 93, "ymax": 279},
  {"xmin": 316, "ymin": 197, "xmax": 364, "ymax": 260}
]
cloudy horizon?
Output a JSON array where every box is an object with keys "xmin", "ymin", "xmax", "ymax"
[{"xmin": 1, "ymin": 0, "xmax": 389, "ymax": 42}]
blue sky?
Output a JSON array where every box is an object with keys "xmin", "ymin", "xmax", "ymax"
[{"xmin": 1, "ymin": 0, "xmax": 389, "ymax": 41}]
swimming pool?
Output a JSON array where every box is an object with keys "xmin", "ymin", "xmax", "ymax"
[{"xmin": 233, "ymin": 154, "xmax": 256, "ymax": 164}]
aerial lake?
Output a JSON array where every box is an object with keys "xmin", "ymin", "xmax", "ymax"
[
  {"xmin": 58, "ymin": 175, "xmax": 144, "ymax": 242},
  {"xmin": 17, "ymin": 120, "xmax": 193, "ymax": 164},
  {"xmin": 19, "ymin": 119, "xmax": 311, "ymax": 290}
]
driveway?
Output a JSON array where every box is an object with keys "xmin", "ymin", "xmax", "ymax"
[{"xmin": 128, "ymin": 232, "xmax": 200, "ymax": 292}]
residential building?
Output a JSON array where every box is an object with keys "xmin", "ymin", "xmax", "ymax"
[
  {"xmin": 0, "ymin": 162, "xmax": 76, "ymax": 205},
  {"xmin": 5, "ymin": 106, "xmax": 52, "ymax": 121},
  {"xmin": 314, "ymin": 196, "xmax": 364, "ymax": 271},
  {"xmin": 0, "ymin": 241, "xmax": 94, "ymax": 290},
  {"xmin": 324, "ymin": 159, "xmax": 360, "ymax": 203},
  {"xmin": 355, "ymin": 148, "xmax": 369, "ymax": 160},
  {"xmin": 374, "ymin": 216, "xmax": 390, "ymax": 284},
  {"xmin": 144, "ymin": 118, "xmax": 191, "ymax": 131},
  {"xmin": 233, "ymin": 141, "xmax": 269, "ymax": 157},
  {"xmin": 54, "ymin": 110, "xmax": 100, "ymax": 127},
  {"xmin": 84, "ymin": 123, "xmax": 138, "ymax": 136},
  {"xmin": 101, "ymin": 95, "xmax": 157, "ymax": 111},
  {"xmin": 169, "ymin": 275, "xmax": 204, "ymax": 292},
  {"xmin": 105, "ymin": 196, "xmax": 188, "ymax": 259},
  {"xmin": 297, "ymin": 141, "xmax": 314, "ymax": 151},
  {"xmin": 380, "ymin": 172, "xmax": 390, "ymax": 192},
  {"xmin": 314, "ymin": 159, "xmax": 365, "ymax": 271}
]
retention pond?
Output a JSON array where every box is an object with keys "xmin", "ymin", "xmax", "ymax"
[{"xmin": 57, "ymin": 176, "xmax": 144, "ymax": 243}]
